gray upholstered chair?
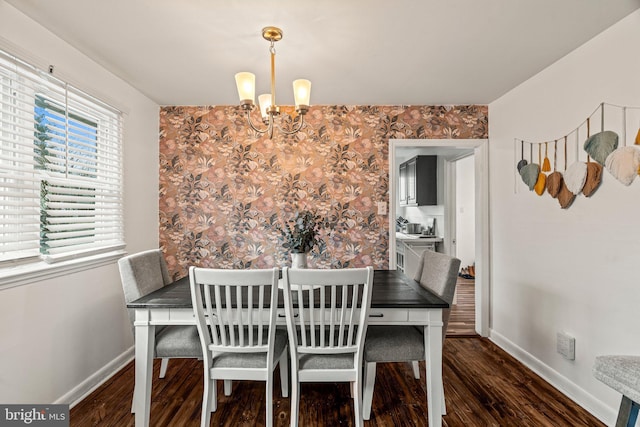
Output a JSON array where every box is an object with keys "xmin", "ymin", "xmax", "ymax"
[
  {"xmin": 282, "ymin": 267, "xmax": 374, "ymax": 427},
  {"xmin": 118, "ymin": 249, "xmax": 201, "ymax": 412},
  {"xmin": 593, "ymin": 355, "xmax": 640, "ymax": 427},
  {"xmin": 362, "ymin": 250, "xmax": 461, "ymax": 420},
  {"xmin": 189, "ymin": 267, "xmax": 288, "ymax": 427}
]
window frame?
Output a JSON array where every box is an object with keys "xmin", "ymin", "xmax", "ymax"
[{"xmin": 0, "ymin": 48, "xmax": 125, "ymax": 288}]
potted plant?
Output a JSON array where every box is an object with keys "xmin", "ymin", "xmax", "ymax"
[{"xmin": 276, "ymin": 210, "xmax": 325, "ymax": 268}]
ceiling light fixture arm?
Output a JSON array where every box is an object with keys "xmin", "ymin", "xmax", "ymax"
[{"xmin": 241, "ymin": 103, "xmax": 308, "ymax": 139}]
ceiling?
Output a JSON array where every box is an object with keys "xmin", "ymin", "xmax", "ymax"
[{"xmin": 6, "ymin": 0, "xmax": 639, "ymax": 106}]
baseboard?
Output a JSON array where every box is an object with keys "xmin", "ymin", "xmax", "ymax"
[
  {"xmin": 55, "ymin": 347, "xmax": 134, "ymax": 408},
  {"xmin": 489, "ymin": 329, "xmax": 616, "ymax": 426}
]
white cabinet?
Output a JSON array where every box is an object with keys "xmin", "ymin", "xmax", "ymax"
[
  {"xmin": 396, "ymin": 233, "xmax": 442, "ymax": 277},
  {"xmin": 403, "ymin": 241, "xmax": 437, "ymax": 280},
  {"xmin": 396, "ymin": 241, "xmax": 405, "ymax": 273}
]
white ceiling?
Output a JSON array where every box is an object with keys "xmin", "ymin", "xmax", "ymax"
[{"xmin": 6, "ymin": 0, "xmax": 639, "ymax": 106}]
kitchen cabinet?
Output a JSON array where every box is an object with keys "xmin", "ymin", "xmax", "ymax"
[
  {"xmin": 400, "ymin": 240, "xmax": 437, "ymax": 280},
  {"xmin": 399, "ymin": 155, "xmax": 437, "ymax": 206},
  {"xmin": 406, "ymin": 158, "xmax": 416, "ymax": 203},
  {"xmin": 399, "ymin": 162, "xmax": 408, "ymax": 205},
  {"xmin": 396, "ymin": 239, "xmax": 405, "ymax": 273},
  {"xmin": 395, "ymin": 232, "xmax": 442, "ymax": 277}
]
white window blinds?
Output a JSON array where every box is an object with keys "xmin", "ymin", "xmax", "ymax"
[{"xmin": 0, "ymin": 49, "xmax": 124, "ymax": 263}]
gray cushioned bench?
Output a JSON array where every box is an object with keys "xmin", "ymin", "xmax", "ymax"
[{"xmin": 593, "ymin": 355, "xmax": 640, "ymax": 427}]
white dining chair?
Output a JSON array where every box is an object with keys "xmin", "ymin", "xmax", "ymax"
[
  {"xmin": 282, "ymin": 266, "xmax": 374, "ymax": 427},
  {"xmin": 118, "ymin": 249, "xmax": 202, "ymax": 413},
  {"xmin": 362, "ymin": 250, "xmax": 460, "ymax": 420},
  {"xmin": 189, "ymin": 266, "xmax": 288, "ymax": 427}
]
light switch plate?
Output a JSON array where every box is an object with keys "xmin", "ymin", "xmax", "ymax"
[
  {"xmin": 377, "ymin": 202, "xmax": 387, "ymax": 215},
  {"xmin": 557, "ymin": 332, "xmax": 575, "ymax": 360}
]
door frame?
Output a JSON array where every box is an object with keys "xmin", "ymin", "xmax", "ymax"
[
  {"xmin": 389, "ymin": 138, "xmax": 490, "ymax": 337},
  {"xmin": 444, "ymin": 152, "xmax": 475, "ymax": 266}
]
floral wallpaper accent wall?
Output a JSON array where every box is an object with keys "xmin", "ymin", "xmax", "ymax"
[{"xmin": 159, "ymin": 105, "xmax": 488, "ymax": 279}]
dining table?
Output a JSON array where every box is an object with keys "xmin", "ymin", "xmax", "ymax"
[{"xmin": 127, "ymin": 269, "xmax": 449, "ymax": 427}]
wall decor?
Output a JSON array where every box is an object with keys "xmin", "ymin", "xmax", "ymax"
[
  {"xmin": 519, "ymin": 143, "xmax": 539, "ymax": 191},
  {"xmin": 159, "ymin": 104, "xmax": 488, "ymax": 280},
  {"xmin": 515, "ymin": 102, "xmax": 640, "ymax": 209},
  {"xmin": 581, "ymin": 118, "xmax": 603, "ymax": 198},
  {"xmin": 546, "ymin": 140, "xmax": 563, "ymax": 198},
  {"xmin": 533, "ymin": 144, "xmax": 546, "ymax": 196}
]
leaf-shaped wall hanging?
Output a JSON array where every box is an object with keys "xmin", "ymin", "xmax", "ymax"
[
  {"xmin": 517, "ymin": 140, "xmax": 528, "ymax": 172},
  {"xmin": 520, "ymin": 163, "xmax": 540, "ymax": 191},
  {"xmin": 557, "ymin": 180, "xmax": 576, "ymax": 209},
  {"xmin": 542, "ymin": 142, "xmax": 551, "ymax": 172},
  {"xmin": 546, "ymin": 172, "xmax": 563, "ymax": 198},
  {"xmin": 546, "ymin": 138, "xmax": 563, "ymax": 198},
  {"xmin": 534, "ymin": 172, "xmax": 546, "ymax": 195},
  {"xmin": 582, "ymin": 161, "xmax": 602, "ymax": 197},
  {"xmin": 584, "ymin": 130, "xmax": 619, "ymax": 165},
  {"xmin": 605, "ymin": 146, "xmax": 640, "ymax": 186},
  {"xmin": 564, "ymin": 161, "xmax": 587, "ymax": 195}
]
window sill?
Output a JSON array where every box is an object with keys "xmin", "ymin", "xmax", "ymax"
[{"xmin": 0, "ymin": 249, "xmax": 126, "ymax": 291}]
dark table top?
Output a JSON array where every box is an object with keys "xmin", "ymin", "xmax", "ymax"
[{"xmin": 127, "ymin": 269, "xmax": 448, "ymax": 310}]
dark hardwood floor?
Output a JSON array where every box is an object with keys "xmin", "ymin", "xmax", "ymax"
[
  {"xmin": 70, "ymin": 337, "xmax": 604, "ymax": 426},
  {"xmin": 447, "ymin": 276, "xmax": 476, "ymax": 337}
]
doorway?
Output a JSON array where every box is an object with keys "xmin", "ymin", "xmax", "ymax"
[
  {"xmin": 451, "ymin": 154, "xmax": 477, "ymax": 336},
  {"xmin": 389, "ymin": 139, "xmax": 490, "ymax": 337}
]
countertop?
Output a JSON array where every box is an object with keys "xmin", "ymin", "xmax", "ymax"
[{"xmin": 395, "ymin": 232, "xmax": 443, "ymax": 243}]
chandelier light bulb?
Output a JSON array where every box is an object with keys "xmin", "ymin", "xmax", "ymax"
[
  {"xmin": 235, "ymin": 72, "xmax": 255, "ymax": 104},
  {"xmin": 258, "ymin": 94, "xmax": 272, "ymax": 121},
  {"xmin": 293, "ymin": 79, "xmax": 311, "ymax": 109}
]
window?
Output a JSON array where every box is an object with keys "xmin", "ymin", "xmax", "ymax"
[{"xmin": 0, "ymin": 48, "xmax": 124, "ymax": 265}]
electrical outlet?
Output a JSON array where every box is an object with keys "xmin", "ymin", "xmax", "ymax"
[
  {"xmin": 557, "ymin": 332, "xmax": 575, "ymax": 360},
  {"xmin": 377, "ymin": 201, "xmax": 387, "ymax": 215}
]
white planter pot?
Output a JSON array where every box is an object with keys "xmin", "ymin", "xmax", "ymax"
[{"xmin": 290, "ymin": 252, "xmax": 308, "ymax": 269}]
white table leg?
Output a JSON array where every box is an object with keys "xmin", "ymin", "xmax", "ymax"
[
  {"xmin": 424, "ymin": 309, "xmax": 443, "ymax": 427},
  {"xmin": 134, "ymin": 309, "xmax": 155, "ymax": 427}
]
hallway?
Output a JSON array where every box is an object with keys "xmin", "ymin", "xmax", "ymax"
[{"xmin": 447, "ymin": 276, "xmax": 476, "ymax": 337}]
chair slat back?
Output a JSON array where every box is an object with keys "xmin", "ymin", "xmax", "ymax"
[
  {"xmin": 283, "ymin": 267, "xmax": 374, "ymax": 356},
  {"xmin": 189, "ymin": 267, "xmax": 279, "ymax": 356}
]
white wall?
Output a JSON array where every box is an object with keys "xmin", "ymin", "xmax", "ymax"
[
  {"xmin": 489, "ymin": 9, "xmax": 640, "ymax": 424},
  {"xmin": 0, "ymin": 3, "xmax": 159, "ymax": 404},
  {"xmin": 455, "ymin": 155, "xmax": 475, "ymax": 267}
]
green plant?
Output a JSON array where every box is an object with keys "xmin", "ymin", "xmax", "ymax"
[{"xmin": 276, "ymin": 210, "xmax": 325, "ymax": 253}]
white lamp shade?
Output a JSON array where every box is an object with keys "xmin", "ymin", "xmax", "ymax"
[
  {"xmin": 258, "ymin": 94, "xmax": 272, "ymax": 120},
  {"xmin": 235, "ymin": 72, "xmax": 255, "ymax": 103},
  {"xmin": 293, "ymin": 79, "xmax": 311, "ymax": 108}
]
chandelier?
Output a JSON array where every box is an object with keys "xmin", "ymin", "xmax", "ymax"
[{"xmin": 235, "ymin": 26, "xmax": 311, "ymax": 139}]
